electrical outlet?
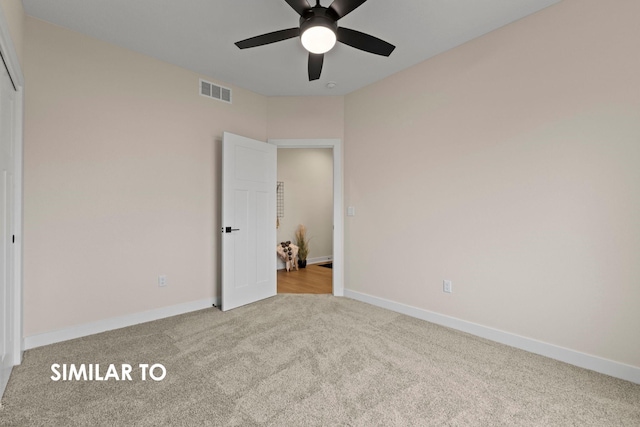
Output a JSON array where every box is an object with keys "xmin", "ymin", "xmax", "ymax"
[
  {"xmin": 443, "ymin": 280, "xmax": 452, "ymax": 293},
  {"xmin": 158, "ymin": 275, "xmax": 167, "ymax": 287}
]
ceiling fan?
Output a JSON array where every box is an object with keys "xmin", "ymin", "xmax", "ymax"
[{"xmin": 234, "ymin": 0, "xmax": 395, "ymax": 81}]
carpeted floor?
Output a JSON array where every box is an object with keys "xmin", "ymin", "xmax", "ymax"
[{"xmin": 1, "ymin": 294, "xmax": 639, "ymax": 426}]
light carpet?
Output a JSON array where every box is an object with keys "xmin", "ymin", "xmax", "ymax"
[{"xmin": 1, "ymin": 294, "xmax": 639, "ymax": 426}]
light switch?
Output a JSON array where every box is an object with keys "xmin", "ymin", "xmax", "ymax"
[{"xmin": 347, "ymin": 207, "xmax": 356, "ymax": 217}]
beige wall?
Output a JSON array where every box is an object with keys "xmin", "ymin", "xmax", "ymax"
[
  {"xmin": 277, "ymin": 148, "xmax": 333, "ymax": 261},
  {"xmin": 0, "ymin": 0, "xmax": 24, "ymax": 67},
  {"xmin": 267, "ymin": 96, "xmax": 344, "ymax": 140},
  {"xmin": 268, "ymin": 96, "xmax": 343, "ymax": 264},
  {"xmin": 23, "ymin": 17, "xmax": 267, "ymax": 336},
  {"xmin": 344, "ymin": 0, "xmax": 640, "ymax": 368}
]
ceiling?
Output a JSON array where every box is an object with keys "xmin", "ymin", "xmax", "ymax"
[{"xmin": 22, "ymin": 0, "xmax": 561, "ymax": 97}]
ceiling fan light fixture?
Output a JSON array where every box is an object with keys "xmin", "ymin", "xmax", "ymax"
[
  {"xmin": 301, "ymin": 24, "xmax": 336, "ymax": 54},
  {"xmin": 299, "ymin": 11, "xmax": 338, "ymax": 54}
]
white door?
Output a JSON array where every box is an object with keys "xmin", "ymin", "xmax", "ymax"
[
  {"xmin": 221, "ymin": 132, "xmax": 277, "ymax": 311},
  {"xmin": 0, "ymin": 60, "xmax": 16, "ymax": 394}
]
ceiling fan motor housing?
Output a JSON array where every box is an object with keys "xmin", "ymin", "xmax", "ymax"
[{"xmin": 300, "ymin": 6, "xmax": 339, "ymax": 35}]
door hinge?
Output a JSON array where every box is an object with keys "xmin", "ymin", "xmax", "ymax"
[{"xmin": 12, "ymin": 235, "xmax": 15, "ymax": 243}]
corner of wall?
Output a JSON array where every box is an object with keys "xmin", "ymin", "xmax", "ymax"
[{"xmin": 0, "ymin": 0, "xmax": 25, "ymax": 70}]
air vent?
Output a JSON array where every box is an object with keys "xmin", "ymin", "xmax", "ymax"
[{"xmin": 199, "ymin": 79, "xmax": 232, "ymax": 104}]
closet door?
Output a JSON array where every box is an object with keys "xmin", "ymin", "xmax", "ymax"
[{"xmin": 0, "ymin": 58, "xmax": 16, "ymax": 395}]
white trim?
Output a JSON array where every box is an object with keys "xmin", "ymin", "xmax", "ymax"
[
  {"xmin": 269, "ymin": 139, "xmax": 344, "ymax": 297},
  {"xmin": 24, "ymin": 298, "xmax": 218, "ymax": 350},
  {"xmin": 12, "ymin": 81, "xmax": 23, "ymax": 364},
  {"xmin": 277, "ymin": 255, "xmax": 332, "ymax": 270},
  {"xmin": 345, "ymin": 289, "xmax": 640, "ymax": 385},
  {"xmin": 305, "ymin": 256, "xmax": 332, "ymax": 265}
]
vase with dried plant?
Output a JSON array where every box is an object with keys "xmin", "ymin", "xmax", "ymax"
[{"xmin": 294, "ymin": 224, "xmax": 310, "ymax": 268}]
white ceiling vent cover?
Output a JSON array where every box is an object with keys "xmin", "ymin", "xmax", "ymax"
[{"xmin": 199, "ymin": 79, "xmax": 232, "ymax": 104}]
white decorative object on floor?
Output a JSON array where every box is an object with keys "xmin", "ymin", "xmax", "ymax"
[{"xmin": 276, "ymin": 242, "xmax": 299, "ymax": 272}]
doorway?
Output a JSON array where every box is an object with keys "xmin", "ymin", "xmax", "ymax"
[
  {"xmin": 276, "ymin": 147, "xmax": 333, "ymax": 294},
  {"xmin": 269, "ymin": 139, "xmax": 344, "ymax": 297}
]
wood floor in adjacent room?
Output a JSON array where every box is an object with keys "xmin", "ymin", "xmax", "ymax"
[{"xmin": 277, "ymin": 263, "xmax": 332, "ymax": 294}]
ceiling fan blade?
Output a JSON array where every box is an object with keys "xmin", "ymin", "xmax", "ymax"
[
  {"xmin": 308, "ymin": 53, "xmax": 324, "ymax": 81},
  {"xmin": 235, "ymin": 28, "xmax": 300, "ymax": 49},
  {"xmin": 328, "ymin": 0, "xmax": 368, "ymax": 19},
  {"xmin": 337, "ymin": 27, "xmax": 395, "ymax": 56},
  {"xmin": 285, "ymin": 0, "xmax": 312, "ymax": 16}
]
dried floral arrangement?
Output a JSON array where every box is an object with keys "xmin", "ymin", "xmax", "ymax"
[{"xmin": 294, "ymin": 224, "xmax": 310, "ymax": 262}]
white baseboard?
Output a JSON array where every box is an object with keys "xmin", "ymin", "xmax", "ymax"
[
  {"xmin": 307, "ymin": 256, "xmax": 332, "ymax": 265},
  {"xmin": 277, "ymin": 255, "xmax": 332, "ymax": 270},
  {"xmin": 344, "ymin": 289, "xmax": 640, "ymax": 385},
  {"xmin": 24, "ymin": 297, "xmax": 218, "ymax": 350}
]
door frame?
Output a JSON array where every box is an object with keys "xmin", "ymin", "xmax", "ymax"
[
  {"xmin": 268, "ymin": 139, "xmax": 343, "ymax": 296},
  {"xmin": 0, "ymin": 5, "xmax": 25, "ymax": 368}
]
